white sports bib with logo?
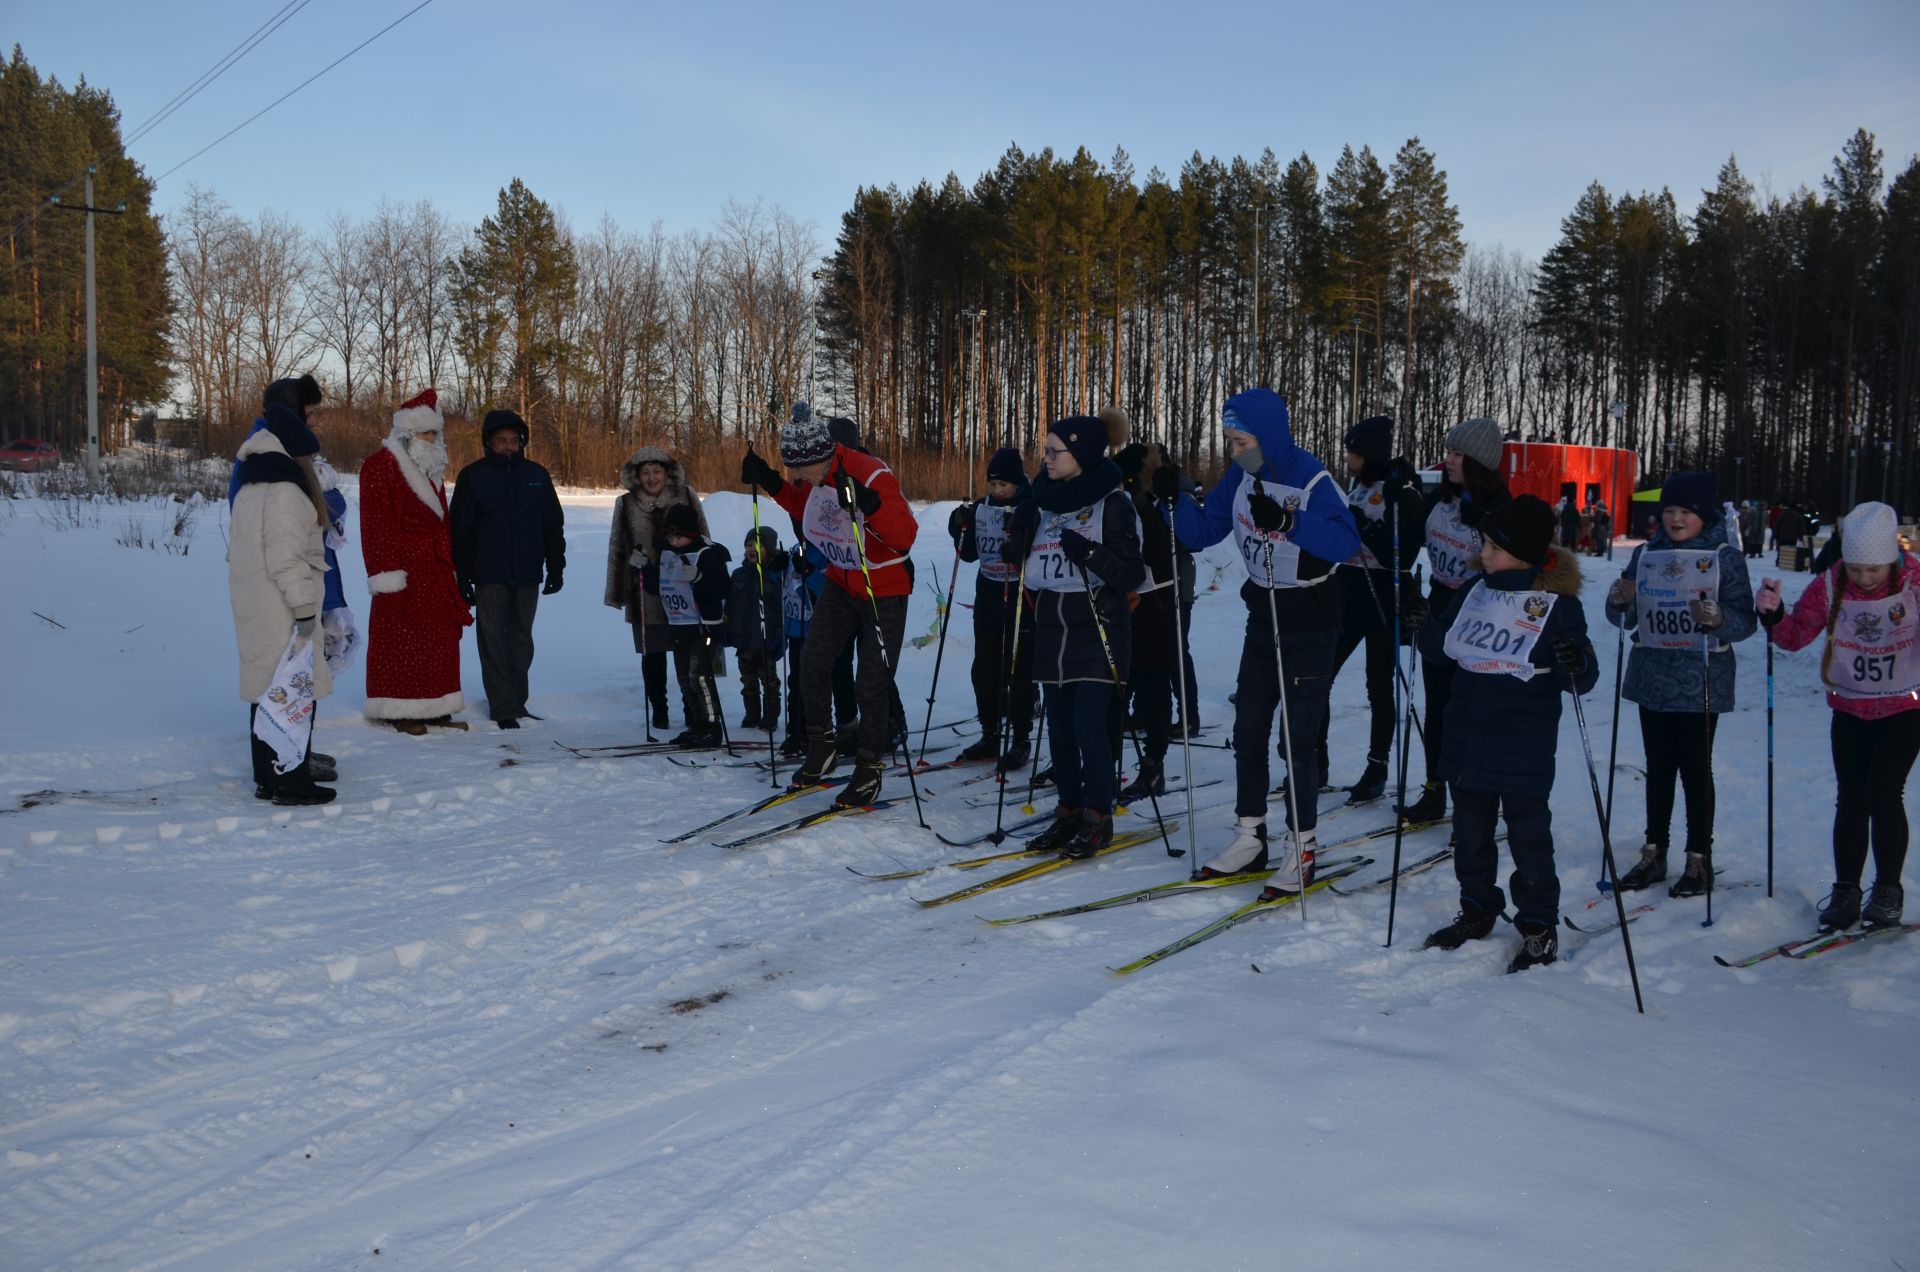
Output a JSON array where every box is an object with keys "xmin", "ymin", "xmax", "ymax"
[
  {"xmin": 974, "ymin": 502, "xmax": 1019, "ymax": 584},
  {"xmin": 1442, "ymin": 581, "xmax": 1560, "ymax": 681},
  {"xmin": 1426, "ymin": 498, "xmax": 1480, "ymax": 591},
  {"xmin": 659, "ymin": 549, "xmax": 702, "ymax": 627},
  {"xmin": 1826, "ymin": 583, "xmax": 1920, "ymax": 700},
  {"xmin": 1234, "ymin": 469, "xmax": 1331, "ymax": 590},
  {"xmin": 1027, "ymin": 496, "xmax": 1138, "ymax": 593},
  {"xmin": 1634, "ymin": 549, "xmax": 1721, "ymax": 650},
  {"xmin": 1348, "ymin": 480, "xmax": 1388, "ymax": 570},
  {"xmin": 781, "ymin": 561, "xmax": 807, "ymax": 627},
  {"xmin": 800, "ymin": 477, "xmax": 905, "ymax": 574}
]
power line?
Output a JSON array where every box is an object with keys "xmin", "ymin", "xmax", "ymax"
[
  {"xmin": 124, "ymin": 0, "xmax": 315, "ymax": 148},
  {"xmin": 154, "ymin": 0, "xmax": 439, "ymax": 185}
]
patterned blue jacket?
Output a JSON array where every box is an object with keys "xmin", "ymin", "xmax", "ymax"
[{"xmin": 1605, "ymin": 516, "xmax": 1756, "ymax": 714}]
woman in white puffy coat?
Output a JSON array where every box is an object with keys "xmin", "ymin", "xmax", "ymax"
[{"xmin": 229, "ymin": 405, "xmax": 335, "ymax": 803}]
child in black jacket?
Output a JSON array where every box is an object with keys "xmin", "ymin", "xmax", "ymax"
[
  {"xmin": 951, "ymin": 446, "xmax": 1038, "ymax": 772},
  {"xmin": 643, "ymin": 503, "xmax": 732, "ymax": 746},
  {"xmin": 728, "ymin": 526, "xmax": 785, "ymax": 733}
]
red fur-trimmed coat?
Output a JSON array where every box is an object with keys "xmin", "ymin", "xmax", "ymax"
[{"xmin": 359, "ymin": 440, "xmax": 472, "ymax": 719}]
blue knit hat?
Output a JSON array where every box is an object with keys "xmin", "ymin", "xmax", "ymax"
[{"xmin": 1661, "ymin": 471, "xmax": 1720, "ymax": 524}]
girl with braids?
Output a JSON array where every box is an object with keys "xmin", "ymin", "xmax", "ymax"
[{"xmin": 1758, "ymin": 502, "xmax": 1919, "ymax": 931}]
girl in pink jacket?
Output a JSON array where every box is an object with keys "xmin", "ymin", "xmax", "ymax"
[{"xmin": 1757, "ymin": 502, "xmax": 1916, "ymax": 931}]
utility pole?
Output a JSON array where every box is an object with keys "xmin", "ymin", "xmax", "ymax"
[
  {"xmin": 50, "ymin": 167, "xmax": 127, "ymax": 477},
  {"xmin": 1608, "ymin": 400, "xmax": 1625, "ymax": 560}
]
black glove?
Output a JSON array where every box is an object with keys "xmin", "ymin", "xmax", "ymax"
[
  {"xmin": 641, "ymin": 562, "xmax": 661, "ymax": 594},
  {"xmin": 1248, "ymin": 488, "xmax": 1295, "ymax": 535},
  {"xmin": 836, "ymin": 471, "xmax": 882, "ymax": 517},
  {"xmin": 1400, "ymin": 591, "xmax": 1429, "ymax": 631},
  {"xmin": 1001, "ymin": 503, "xmax": 1039, "ymax": 565},
  {"xmin": 1151, "ymin": 465, "xmax": 1182, "ymax": 501},
  {"xmin": 740, "ymin": 446, "xmax": 784, "ymax": 496},
  {"xmin": 790, "ymin": 553, "xmax": 813, "ymax": 579},
  {"xmin": 1059, "ymin": 528, "xmax": 1094, "ymax": 566},
  {"xmin": 543, "ymin": 573, "xmax": 564, "ymax": 596},
  {"xmin": 1553, "ymin": 637, "xmax": 1587, "ymax": 681},
  {"xmin": 948, "ymin": 503, "xmax": 974, "ymax": 540},
  {"xmin": 458, "ymin": 577, "xmax": 476, "ymax": 606}
]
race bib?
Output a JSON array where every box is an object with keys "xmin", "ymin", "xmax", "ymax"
[
  {"xmin": 1234, "ymin": 470, "xmax": 1330, "ymax": 590},
  {"xmin": 659, "ymin": 550, "xmax": 701, "ymax": 627},
  {"xmin": 801, "ymin": 483, "xmax": 862, "ymax": 572},
  {"xmin": 1826, "ymin": 583, "xmax": 1920, "ymax": 699},
  {"xmin": 781, "ymin": 563, "xmax": 807, "ymax": 626},
  {"xmin": 1348, "ymin": 480, "xmax": 1387, "ymax": 570},
  {"xmin": 974, "ymin": 502, "xmax": 1019, "ymax": 584},
  {"xmin": 1633, "ymin": 549, "xmax": 1721, "ymax": 650},
  {"xmin": 1027, "ymin": 498, "xmax": 1136, "ymax": 593},
  {"xmin": 1442, "ymin": 581, "xmax": 1559, "ymax": 681},
  {"xmin": 1426, "ymin": 498, "xmax": 1480, "ymax": 591}
]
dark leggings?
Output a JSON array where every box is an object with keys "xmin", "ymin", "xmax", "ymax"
[
  {"xmin": 1127, "ymin": 667, "xmax": 1173, "ymax": 763},
  {"xmin": 1831, "ymin": 710, "xmax": 1920, "ymax": 886},
  {"xmin": 1045, "ymin": 681, "xmax": 1118, "ymax": 815},
  {"xmin": 1316, "ymin": 620, "xmax": 1399, "ymax": 774},
  {"xmin": 1640, "ymin": 707, "xmax": 1718, "ymax": 857}
]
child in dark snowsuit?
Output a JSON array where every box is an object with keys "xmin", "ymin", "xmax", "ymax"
[
  {"xmin": 951, "ymin": 447, "xmax": 1038, "ymax": 772},
  {"xmin": 643, "ymin": 503, "xmax": 731, "ymax": 747},
  {"xmin": 728, "ymin": 525, "xmax": 786, "ymax": 733}
]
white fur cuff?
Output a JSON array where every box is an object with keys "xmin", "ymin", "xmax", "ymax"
[{"xmin": 368, "ymin": 570, "xmax": 408, "ymax": 595}]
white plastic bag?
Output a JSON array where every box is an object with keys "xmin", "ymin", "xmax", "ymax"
[{"xmin": 253, "ymin": 634, "xmax": 318, "ymax": 774}]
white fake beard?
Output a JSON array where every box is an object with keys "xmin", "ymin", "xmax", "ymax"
[{"xmin": 406, "ymin": 435, "xmax": 449, "ymax": 483}]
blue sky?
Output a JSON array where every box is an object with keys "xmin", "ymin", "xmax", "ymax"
[{"xmin": 14, "ymin": 0, "xmax": 1920, "ymax": 258}]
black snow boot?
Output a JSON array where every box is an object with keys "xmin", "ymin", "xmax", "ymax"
[
  {"xmin": 834, "ymin": 753, "xmax": 885, "ymax": 808},
  {"xmin": 1423, "ymin": 906, "xmax": 1498, "ymax": 951},
  {"xmin": 1668, "ymin": 852, "xmax": 1713, "ymax": 899},
  {"xmin": 1818, "ymin": 882, "xmax": 1863, "ymax": 932},
  {"xmin": 1506, "ymin": 920, "xmax": 1559, "ymax": 974},
  {"xmin": 268, "ymin": 779, "xmax": 336, "ymax": 808},
  {"xmin": 308, "ymin": 754, "xmax": 339, "ymax": 783},
  {"xmin": 669, "ymin": 725, "xmax": 721, "ymax": 747},
  {"xmin": 1618, "ymin": 843, "xmax": 1667, "ymax": 892},
  {"xmin": 1397, "ymin": 781, "xmax": 1447, "ymax": 824},
  {"xmin": 1118, "ymin": 757, "xmax": 1166, "ymax": 802},
  {"xmin": 740, "ymin": 710, "xmax": 763, "ymax": 732},
  {"xmin": 792, "ymin": 729, "xmax": 840, "ymax": 788},
  {"xmin": 1032, "ymin": 764, "xmax": 1055, "ymax": 788},
  {"xmin": 1026, "ymin": 807, "xmax": 1082, "ymax": 856},
  {"xmin": 779, "ymin": 731, "xmax": 807, "ymax": 759},
  {"xmin": 997, "ymin": 738, "xmax": 1030, "ymax": 774},
  {"xmin": 1062, "ymin": 811, "xmax": 1114, "ymax": 859},
  {"xmin": 1344, "ymin": 760, "xmax": 1389, "ymax": 805},
  {"xmin": 957, "ymin": 736, "xmax": 1000, "ymax": 764},
  {"xmin": 1863, "ymin": 881, "xmax": 1905, "ymax": 929}
]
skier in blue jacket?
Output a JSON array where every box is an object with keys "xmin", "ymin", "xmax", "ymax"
[{"xmin": 1157, "ymin": 388, "xmax": 1361, "ymax": 897}]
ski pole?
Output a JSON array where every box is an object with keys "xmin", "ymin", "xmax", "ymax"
[
  {"xmin": 1022, "ymin": 691, "xmax": 1049, "ymax": 815},
  {"xmin": 839, "ymin": 470, "xmax": 926, "ymax": 828},
  {"xmin": 1164, "ymin": 497, "xmax": 1200, "ymax": 875},
  {"xmin": 1700, "ymin": 620, "xmax": 1714, "ymax": 928},
  {"xmin": 1565, "ymin": 651, "xmax": 1647, "ymax": 1015},
  {"xmin": 1600, "ymin": 614, "xmax": 1626, "ymax": 892},
  {"xmin": 917, "ymin": 532, "xmax": 963, "ymax": 765},
  {"xmin": 752, "ymin": 489, "xmax": 778, "ymax": 788},
  {"xmin": 1384, "ymin": 609, "xmax": 1422, "ymax": 947},
  {"xmin": 1765, "ymin": 628, "xmax": 1774, "ymax": 898},
  {"xmin": 988, "ymin": 564, "xmax": 1029, "ymax": 845},
  {"xmin": 1078, "ymin": 560, "xmax": 1177, "ymax": 860},
  {"xmin": 637, "ymin": 554, "xmax": 656, "ymax": 744},
  {"xmin": 1264, "ymin": 540, "xmax": 1309, "ymax": 919}
]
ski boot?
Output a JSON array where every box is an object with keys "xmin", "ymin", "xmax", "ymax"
[
  {"xmin": 1026, "ymin": 806, "xmax": 1082, "ymax": 855},
  {"xmin": 1344, "ymin": 759, "xmax": 1388, "ymax": 805},
  {"xmin": 1256, "ymin": 830, "xmax": 1316, "ymax": 901},
  {"xmin": 779, "ymin": 731, "xmax": 807, "ymax": 759},
  {"xmin": 1668, "ymin": 852, "xmax": 1713, "ymax": 898},
  {"xmin": 1817, "ymin": 882, "xmax": 1863, "ymax": 932},
  {"xmin": 997, "ymin": 737, "xmax": 1030, "ymax": 774},
  {"xmin": 1423, "ymin": 906, "xmax": 1498, "ymax": 951},
  {"xmin": 957, "ymin": 736, "xmax": 1000, "ymax": 764},
  {"xmin": 1032, "ymin": 764, "xmax": 1055, "ymax": 787},
  {"xmin": 1617, "ymin": 843, "xmax": 1667, "ymax": 891},
  {"xmin": 668, "ymin": 725, "xmax": 721, "ymax": 747},
  {"xmin": 1118, "ymin": 757, "xmax": 1166, "ymax": 803},
  {"xmin": 740, "ymin": 710, "xmax": 763, "ymax": 732},
  {"xmin": 1506, "ymin": 920, "xmax": 1559, "ymax": 973},
  {"xmin": 1062, "ymin": 811, "xmax": 1114, "ymax": 859},
  {"xmin": 791, "ymin": 729, "xmax": 841, "ymax": 789},
  {"xmin": 1200, "ymin": 817, "xmax": 1268, "ymax": 879},
  {"xmin": 1397, "ymin": 781, "xmax": 1447, "ymax": 825},
  {"xmin": 1863, "ymin": 881, "xmax": 1905, "ymax": 929},
  {"xmin": 833, "ymin": 753, "xmax": 886, "ymax": 808}
]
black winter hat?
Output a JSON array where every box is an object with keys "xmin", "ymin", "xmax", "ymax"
[
  {"xmin": 1660, "ymin": 471, "xmax": 1720, "ymax": 525},
  {"xmin": 987, "ymin": 446, "xmax": 1028, "ymax": 487},
  {"xmin": 262, "ymin": 401, "xmax": 320, "ymax": 458},
  {"xmin": 262, "ymin": 374, "xmax": 323, "ymax": 419},
  {"xmin": 1047, "ymin": 415, "xmax": 1109, "ymax": 470},
  {"xmin": 744, "ymin": 524, "xmax": 779, "ymax": 553},
  {"xmin": 661, "ymin": 503, "xmax": 701, "ymax": 538},
  {"xmin": 1481, "ymin": 494, "xmax": 1556, "ymax": 567},
  {"xmin": 482, "ymin": 408, "xmax": 530, "ymax": 446},
  {"xmin": 1113, "ymin": 443, "xmax": 1148, "ymax": 481},
  {"xmin": 1344, "ymin": 415, "xmax": 1395, "ymax": 466},
  {"xmin": 826, "ymin": 415, "xmax": 866, "ymax": 454}
]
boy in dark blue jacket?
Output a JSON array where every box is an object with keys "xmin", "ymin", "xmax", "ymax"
[
  {"xmin": 1160, "ymin": 388, "xmax": 1361, "ymax": 897},
  {"xmin": 1416, "ymin": 495, "xmax": 1599, "ymax": 972},
  {"xmin": 951, "ymin": 447, "xmax": 1038, "ymax": 772},
  {"xmin": 642, "ymin": 504, "xmax": 731, "ymax": 746},
  {"xmin": 728, "ymin": 526, "xmax": 786, "ymax": 732}
]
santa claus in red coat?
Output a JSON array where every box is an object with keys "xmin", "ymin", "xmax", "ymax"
[{"xmin": 359, "ymin": 389, "xmax": 473, "ymax": 730}]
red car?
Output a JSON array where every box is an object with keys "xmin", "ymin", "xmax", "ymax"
[{"xmin": 0, "ymin": 439, "xmax": 60, "ymax": 472}]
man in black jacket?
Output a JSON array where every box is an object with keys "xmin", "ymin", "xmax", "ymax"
[{"xmin": 450, "ymin": 409, "xmax": 566, "ymax": 726}]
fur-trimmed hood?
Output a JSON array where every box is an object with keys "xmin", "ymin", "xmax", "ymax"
[
  {"xmin": 1470, "ymin": 544, "xmax": 1583, "ymax": 598},
  {"xmin": 620, "ymin": 445, "xmax": 685, "ymax": 494}
]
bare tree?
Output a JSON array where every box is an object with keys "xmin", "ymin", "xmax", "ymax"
[{"xmin": 312, "ymin": 212, "xmax": 372, "ymax": 411}]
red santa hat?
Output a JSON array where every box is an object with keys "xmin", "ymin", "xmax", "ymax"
[{"xmin": 390, "ymin": 389, "xmax": 444, "ymax": 438}]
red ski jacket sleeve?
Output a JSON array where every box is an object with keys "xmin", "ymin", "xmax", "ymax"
[{"xmin": 771, "ymin": 444, "xmax": 918, "ymax": 600}]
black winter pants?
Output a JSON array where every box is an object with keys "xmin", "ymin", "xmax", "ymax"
[
  {"xmin": 476, "ymin": 583, "xmax": 539, "ymax": 721},
  {"xmin": 670, "ymin": 629, "xmax": 721, "ymax": 730},
  {"xmin": 1178, "ymin": 596, "xmax": 1200, "ymax": 725},
  {"xmin": 1831, "ymin": 710, "xmax": 1920, "ymax": 886},
  {"xmin": 1454, "ymin": 786, "xmax": 1559, "ymax": 927},
  {"xmin": 783, "ymin": 635, "xmax": 857, "ymax": 740},
  {"xmin": 1420, "ymin": 651, "xmax": 1455, "ymax": 782},
  {"xmin": 1316, "ymin": 620, "xmax": 1399, "ymax": 776},
  {"xmin": 737, "ymin": 649, "xmax": 781, "ymax": 723},
  {"xmin": 971, "ymin": 615, "xmax": 1037, "ymax": 746},
  {"xmin": 1127, "ymin": 668, "xmax": 1172, "ymax": 763},
  {"xmin": 1640, "ymin": 706, "xmax": 1718, "ymax": 857},
  {"xmin": 1045, "ymin": 680, "xmax": 1118, "ymax": 815},
  {"xmin": 248, "ymin": 704, "xmax": 314, "ymax": 789},
  {"xmin": 1233, "ymin": 624, "xmax": 1336, "ymax": 829},
  {"xmin": 803, "ymin": 585, "xmax": 906, "ymax": 756}
]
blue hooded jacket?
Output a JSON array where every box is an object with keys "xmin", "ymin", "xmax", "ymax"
[{"xmin": 1170, "ymin": 389, "xmax": 1359, "ymax": 630}]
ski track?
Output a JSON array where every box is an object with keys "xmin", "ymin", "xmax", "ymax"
[{"xmin": 3, "ymin": 491, "xmax": 1918, "ymax": 1269}]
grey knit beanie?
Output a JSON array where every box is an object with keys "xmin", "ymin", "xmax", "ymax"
[
  {"xmin": 780, "ymin": 401, "xmax": 836, "ymax": 467},
  {"xmin": 1445, "ymin": 418, "xmax": 1504, "ymax": 470}
]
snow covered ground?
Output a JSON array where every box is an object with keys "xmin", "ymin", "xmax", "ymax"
[{"xmin": 2, "ymin": 478, "xmax": 1916, "ymax": 1271}]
